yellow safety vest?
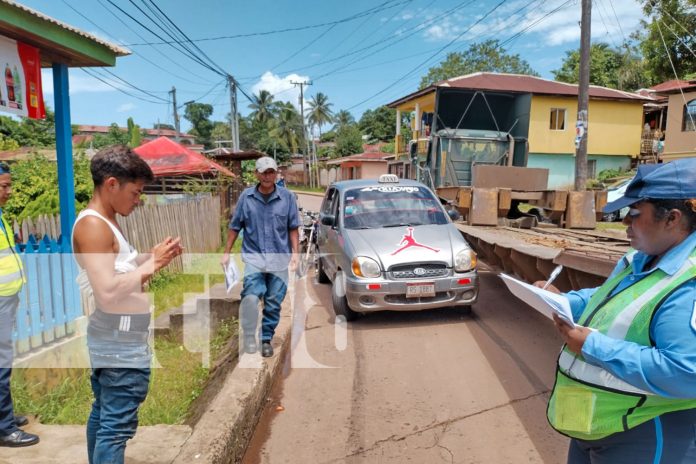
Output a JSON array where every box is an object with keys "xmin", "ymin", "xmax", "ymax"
[
  {"xmin": 548, "ymin": 249, "xmax": 696, "ymax": 440},
  {"xmin": 0, "ymin": 215, "xmax": 24, "ymax": 296}
]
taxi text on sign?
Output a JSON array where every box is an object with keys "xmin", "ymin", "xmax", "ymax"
[{"xmin": 0, "ymin": 35, "xmax": 45, "ymax": 119}]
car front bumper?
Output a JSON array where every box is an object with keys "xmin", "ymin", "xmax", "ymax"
[{"xmin": 344, "ymin": 270, "xmax": 478, "ymax": 312}]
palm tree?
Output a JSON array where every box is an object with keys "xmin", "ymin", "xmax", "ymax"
[
  {"xmin": 270, "ymin": 104, "xmax": 303, "ymax": 154},
  {"xmin": 307, "ymin": 92, "xmax": 334, "ymax": 137},
  {"xmin": 332, "ymin": 109, "xmax": 355, "ymax": 131},
  {"xmin": 248, "ymin": 90, "xmax": 275, "ymax": 125}
]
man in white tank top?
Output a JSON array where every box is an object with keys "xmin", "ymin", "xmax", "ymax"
[{"xmin": 72, "ymin": 145, "xmax": 182, "ymax": 464}]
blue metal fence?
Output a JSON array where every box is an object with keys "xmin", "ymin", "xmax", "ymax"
[{"xmin": 13, "ymin": 235, "xmax": 82, "ymax": 355}]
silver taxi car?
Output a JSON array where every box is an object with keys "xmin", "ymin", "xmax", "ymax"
[{"xmin": 315, "ymin": 174, "xmax": 478, "ymax": 321}]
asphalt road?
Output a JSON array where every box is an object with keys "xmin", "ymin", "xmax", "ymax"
[{"xmin": 243, "ymin": 194, "xmax": 570, "ymax": 464}]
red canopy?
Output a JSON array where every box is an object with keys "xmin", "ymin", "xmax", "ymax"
[{"xmin": 133, "ymin": 137, "xmax": 235, "ymax": 177}]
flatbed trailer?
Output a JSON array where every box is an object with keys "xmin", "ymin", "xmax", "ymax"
[{"xmin": 456, "ymin": 223, "xmax": 629, "ymax": 291}]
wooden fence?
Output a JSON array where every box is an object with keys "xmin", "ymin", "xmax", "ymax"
[{"xmin": 11, "ymin": 195, "xmax": 222, "ymax": 355}]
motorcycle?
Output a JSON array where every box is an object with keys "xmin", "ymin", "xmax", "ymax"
[{"xmin": 297, "ymin": 208, "xmax": 318, "ymax": 277}]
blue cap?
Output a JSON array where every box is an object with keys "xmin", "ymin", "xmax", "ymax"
[{"xmin": 604, "ymin": 158, "xmax": 696, "ymax": 213}]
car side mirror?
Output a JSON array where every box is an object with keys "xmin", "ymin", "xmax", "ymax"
[
  {"xmin": 320, "ymin": 214, "xmax": 336, "ymax": 227},
  {"xmin": 447, "ymin": 209, "xmax": 461, "ymax": 221}
]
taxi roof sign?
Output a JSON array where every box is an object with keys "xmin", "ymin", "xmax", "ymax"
[{"xmin": 378, "ymin": 174, "xmax": 399, "ymax": 183}]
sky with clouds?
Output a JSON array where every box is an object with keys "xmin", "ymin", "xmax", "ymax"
[{"xmin": 11, "ymin": 0, "xmax": 648, "ymax": 131}]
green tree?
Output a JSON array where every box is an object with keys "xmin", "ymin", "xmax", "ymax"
[
  {"xmin": 248, "ymin": 90, "xmax": 276, "ymax": 126},
  {"xmin": 335, "ymin": 124, "xmax": 363, "ymax": 157},
  {"xmin": 419, "ymin": 40, "xmax": 539, "ymax": 89},
  {"xmin": 210, "ymin": 120, "xmax": 231, "ymax": 144},
  {"xmin": 307, "ymin": 92, "xmax": 334, "ymax": 137},
  {"xmin": 358, "ymin": 106, "xmax": 399, "ymax": 142},
  {"xmin": 126, "ymin": 117, "xmax": 142, "ymax": 148},
  {"xmin": 552, "ymin": 42, "xmax": 649, "ymax": 90},
  {"xmin": 184, "ymin": 102, "xmax": 214, "ymax": 148},
  {"xmin": 3, "ymin": 152, "xmax": 92, "ymax": 221},
  {"xmin": 92, "ymin": 123, "xmax": 129, "ymax": 149},
  {"xmin": 640, "ymin": 0, "xmax": 696, "ymax": 83},
  {"xmin": 270, "ymin": 104, "xmax": 304, "ymax": 154},
  {"xmin": 0, "ymin": 134, "xmax": 19, "ymax": 151},
  {"xmin": 0, "ymin": 109, "xmax": 57, "ymax": 148},
  {"xmin": 332, "ymin": 110, "xmax": 355, "ymax": 131}
]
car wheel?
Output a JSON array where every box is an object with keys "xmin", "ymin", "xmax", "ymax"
[
  {"xmin": 602, "ymin": 211, "xmax": 618, "ymax": 222},
  {"xmin": 332, "ymin": 271, "xmax": 359, "ymax": 321},
  {"xmin": 315, "ymin": 245, "xmax": 330, "ymax": 284}
]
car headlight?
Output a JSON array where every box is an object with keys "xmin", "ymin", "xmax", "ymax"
[
  {"xmin": 454, "ymin": 249, "xmax": 477, "ymax": 272},
  {"xmin": 351, "ymin": 256, "xmax": 381, "ymax": 278}
]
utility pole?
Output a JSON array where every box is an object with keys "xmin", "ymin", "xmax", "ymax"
[
  {"xmin": 291, "ymin": 80, "xmax": 312, "ymax": 186},
  {"xmin": 170, "ymin": 86, "xmax": 180, "ymax": 143},
  {"xmin": 228, "ymin": 75, "xmax": 239, "ymax": 151},
  {"xmin": 574, "ymin": 0, "xmax": 591, "ymax": 191}
]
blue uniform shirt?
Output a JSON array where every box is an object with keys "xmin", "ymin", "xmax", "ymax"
[
  {"xmin": 565, "ymin": 230, "xmax": 696, "ymax": 398},
  {"xmin": 229, "ymin": 185, "xmax": 299, "ymax": 271}
]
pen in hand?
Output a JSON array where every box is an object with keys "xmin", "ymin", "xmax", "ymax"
[{"xmin": 542, "ymin": 265, "xmax": 564, "ymax": 290}]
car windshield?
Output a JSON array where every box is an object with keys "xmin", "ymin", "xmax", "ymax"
[{"xmin": 342, "ymin": 185, "xmax": 448, "ymax": 229}]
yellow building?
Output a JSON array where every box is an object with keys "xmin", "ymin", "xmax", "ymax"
[{"xmin": 387, "ymin": 73, "xmax": 649, "ymax": 188}]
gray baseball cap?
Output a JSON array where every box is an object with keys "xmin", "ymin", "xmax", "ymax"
[{"xmin": 255, "ymin": 156, "xmax": 278, "ymax": 173}]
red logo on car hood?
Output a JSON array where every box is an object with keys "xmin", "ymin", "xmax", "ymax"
[{"xmin": 391, "ymin": 227, "xmax": 440, "ymax": 255}]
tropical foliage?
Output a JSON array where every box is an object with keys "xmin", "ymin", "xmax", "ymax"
[{"xmin": 419, "ymin": 40, "xmax": 539, "ymax": 89}]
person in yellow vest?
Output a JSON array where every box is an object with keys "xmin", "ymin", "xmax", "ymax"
[
  {"xmin": 0, "ymin": 162, "xmax": 38, "ymax": 447},
  {"xmin": 535, "ymin": 158, "xmax": 696, "ymax": 463}
]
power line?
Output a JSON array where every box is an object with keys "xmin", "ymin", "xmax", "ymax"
[
  {"xmin": 93, "ymin": 0, "xmax": 217, "ymax": 85},
  {"xmin": 97, "ymin": 68, "xmax": 170, "ymax": 102},
  {"xmin": 122, "ymin": 0, "xmax": 412, "ymax": 46},
  {"xmin": 606, "ymin": 0, "xmax": 627, "ymax": 46},
  {"xmin": 80, "ymin": 68, "xmax": 169, "ymax": 105},
  {"xmin": 346, "ymin": 0, "xmax": 507, "ymax": 111},
  {"xmin": 104, "ymin": 0, "xmax": 225, "ymax": 77},
  {"xmin": 141, "ymin": 0, "xmax": 229, "ymax": 76}
]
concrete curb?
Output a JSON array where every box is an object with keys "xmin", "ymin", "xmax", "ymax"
[{"xmin": 172, "ymin": 296, "xmax": 292, "ymax": 463}]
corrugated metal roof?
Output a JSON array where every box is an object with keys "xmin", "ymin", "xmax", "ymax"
[
  {"xmin": 388, "ymin": 72, "xmax": 651, "ymax": 107},
  {"xmin": 1, "ymin": 0, "xmax": 129, "ymax": 56}
]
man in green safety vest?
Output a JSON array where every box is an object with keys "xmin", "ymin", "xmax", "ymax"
[
  {"xmin": 0, "ymin": 162, "xmax": 38, "ymax": 447},
  {"xmin": 536, "ymin": 158, "xmax": 696, "ymax": 463}
]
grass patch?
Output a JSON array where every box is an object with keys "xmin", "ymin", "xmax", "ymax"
[
  {"xmin": 11, "ymin": 320, "xmax": 238, "ymax": 425},
  {"xmin": 12, "ymin": 255, "xmax": 240, "ymax": 425},
  {"xmin": 596, "ymin": 221, "xmax": 627, "ymax": 232}
]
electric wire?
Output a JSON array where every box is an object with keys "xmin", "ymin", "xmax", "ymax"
[
  {"xmin": 60, "ymin": 0, "xmax": 213, "ymax": 86},
  {"xmin": 94, "ymin": 0, "xmax": 217, "ymax": 84},
  {"xmin": 346, "ymin": 0, "xmax": 507, "ymax": 111},
  {"xmin": 655, "ymin": 20, "xmax": 695, "ymax": 129},
  {"xmin": 97, "ymin": 68, "xmax": 170, "ymax": 102},
  {"xmin": 104, "ymin": 0, "xmax": 225, "ymax": 77},
  {"xmin": 80, "ymin": 68, "xmax": 168, "ymax": 105},
  {"xmin": 123, "ymin": 0, "xmax": 412, "ymax": 46}
]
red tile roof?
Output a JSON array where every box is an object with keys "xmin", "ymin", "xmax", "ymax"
[
  {"xmin": 387, "ymin": 72, "xmax": 651, "ymax": 107},
  {"xmin": 648, "ymin": 79, "xmax": 696, "ymax": 94}
]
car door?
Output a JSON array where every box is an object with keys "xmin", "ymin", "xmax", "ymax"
[
  {"xmin": 323, "ymin": 189, "xmax": 342, "ymax": 278},
  {"xmin": 317, "ymin": 187, "xmax": 337, "ymax": 276}
]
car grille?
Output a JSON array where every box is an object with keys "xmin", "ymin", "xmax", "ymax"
[
  {"xmin": 389, "ymin": 263, "xmax": 448, "ymax": 279},
  {"xmin": 385, "ymin": 291, "xmax": 453, "ymax": 304}
]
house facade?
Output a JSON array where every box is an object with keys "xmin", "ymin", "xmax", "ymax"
[
  {"xmin": 659, "ymin": 80, "xmax": 696, "ymax": 160},
  {"xmin": 387, "ymin": 73, "xmax": 649, "ymax": 188}
]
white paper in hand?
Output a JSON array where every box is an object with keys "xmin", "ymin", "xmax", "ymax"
[
  {"xmin": 499, "ymin": 273, "xmax": 575, "ymax": 327},
  {"xmin": 223, "ymin": 258, "xmax": 240, "ymax": 294}
]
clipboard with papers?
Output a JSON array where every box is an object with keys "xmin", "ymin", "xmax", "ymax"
[{"xmin": 499, "ymin": 273, "xmax": 575, "ymax": 327}]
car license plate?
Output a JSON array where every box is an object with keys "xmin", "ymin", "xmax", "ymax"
[{"xmin": 406, "ymin": 283, "xmax": 435, "ymax": 298}]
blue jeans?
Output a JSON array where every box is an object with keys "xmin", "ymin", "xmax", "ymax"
[
  {"xmin": 86, "ymin": 316, "xmax": 151, "ymax": 464},
  {"xmin": 240, "ymin": 264, "xmax": 288, "ymax": 342},
  {"xmin": 567, "ymin": 408, "xmax": 696, "ymax": 464},
  {"xmin": 0, "ymin": 294, "xmax": 19, "ymax": 435},
  {"xmin": 86, "ymin": 368, "xmax": 150, "ymax": 464}
]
